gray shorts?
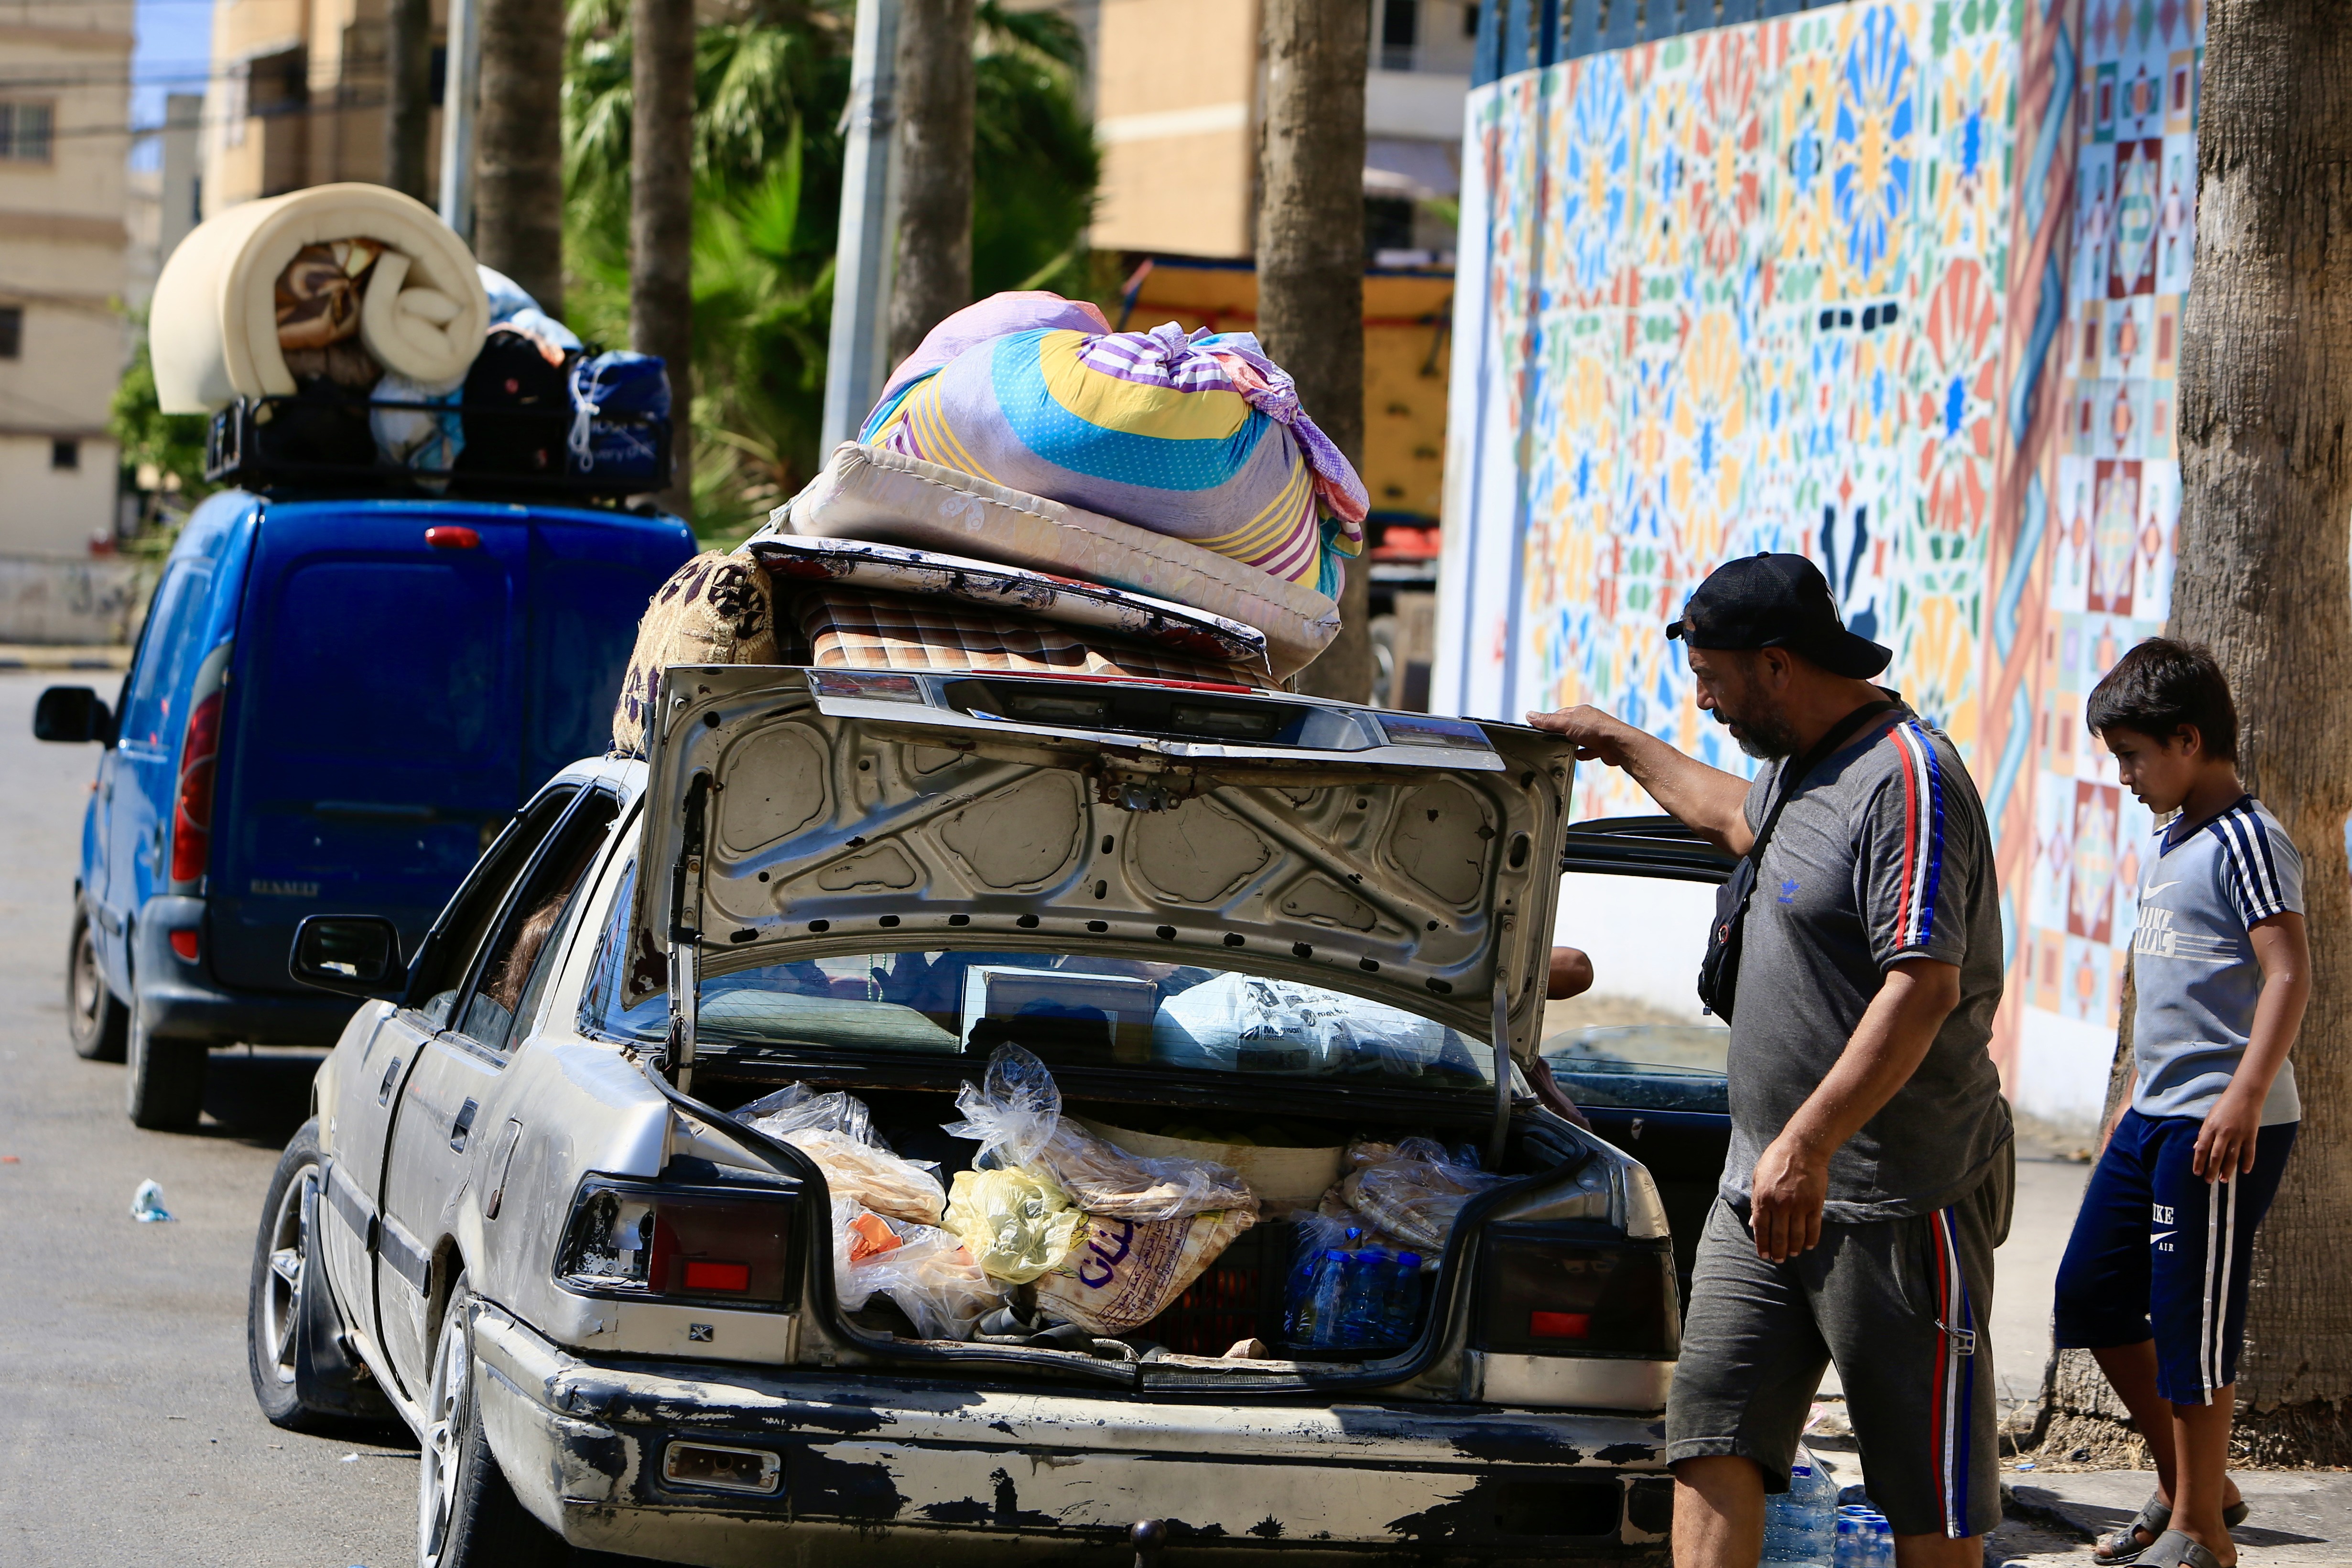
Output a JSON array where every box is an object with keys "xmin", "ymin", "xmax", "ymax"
[{"xmin": 1664, "ymin": 1148, "xmax": 2012, "ymax": 1540}]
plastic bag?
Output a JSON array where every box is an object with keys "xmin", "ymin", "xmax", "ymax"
[
  {"xmin": 1337, "ymin": 1136, "xmax": 1503, "ymax": 1253},
  {"xmin": 1037, "ymin": 1121, "xmax": 1256, "ymax": 1222},
  {"xmin": 1035, "ymin": 1207, "xmax": 1256, "ymax": 1336},
  {"xmin": 942, "ymin": 1042, "xmax": 1062, "ymax": 1169},
  {"xmin": 944, "ymin": 1043, "xmax": 1254, "ymax": 1222},
  {"xmin": 943, "ymin": 1165, "xmax": 1084, "ymax": 1283},
  {"xmin": 738, "ymin": 1083, "xmax": 946, "ymax": 1226},
  {"xmin": 372, "ymin": 369, "xmax": 466, "ymax": 471},
  {"xmin": 1151, "ymin": 973, "xmax": 1459, "ymax": 1075},
  {"xmin": 831, "ymin": 1198, "xmax": 1005, "ymax": 1339}
]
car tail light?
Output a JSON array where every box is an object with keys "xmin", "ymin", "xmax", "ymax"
[
  {"xmin": 556, "ymin": 1175, "xmax": 802, "ymax": 1312},
  {"xmin": 168, "ymin": 928, "xmax": 200, "ymax": 962},
  {"xmin": 169, "ymin": 689, "xmax": 224, "ymax": 887},
  {"xmin": 1473, "ymin": 1223, "xmax": 1679, "ymax": 1360}
]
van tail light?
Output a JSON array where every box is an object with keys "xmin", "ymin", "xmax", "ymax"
[
  {"xmin": 556, "ymin": 1174, "xmax": 802, "ymax": 1312},
  {"xmin": 168, "ymin": 928, "xmax": 200, "ymax": 962},
  {"xmin": 1473, "ymin": 1223, "xmax": 1680, "ymax": 1360},
  {"xmin": 169, "ymin": 689, "xmax": 224, "ymax": 887}
]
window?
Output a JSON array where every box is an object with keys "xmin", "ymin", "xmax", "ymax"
[
  {"xmin": 0, "ymin": 102, "xmax": 54, "ymax": 162},
  {"xmin": 0, "ymin": 307, "xmax": 20, "ymax": 359},
  {"xmin": 411, "ymin": 786, "xmax": 580, "ymax": 1028},
  {"xmin": 583, "ymin": 912, "xmax": 1496, "ymax": 1090},
  {"xmin": 118, "ymin": 564, "xmax": 213, "ymax": 750},
  {"xmin": 1541, "ymin": 871, "xmax": 1727, "ymax": 1114},
  {"xmin": 455, "ymin": 792, "xmax": 622, "ymax": 1052},
  {"xmin": 51, "ymin": 439, "xmax": 78, "ymax": 472},
  {"xmin": 1380, "ymin": 0, "xmax": 1419, "ymax": 69},
  {"xmin": 263, "ymin": 559, "xmax": 507, "ymax": 761},
  {"xmin": 1463, "ymin": 2, "xmax": 1480, "ymax": 36}
]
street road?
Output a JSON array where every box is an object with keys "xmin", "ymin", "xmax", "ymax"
[{"xmin": 0, "ymin": 673, "xmax": 415, "ymax": 1568}]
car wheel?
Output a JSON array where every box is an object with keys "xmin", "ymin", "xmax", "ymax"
[
  {"xmin": 419, "ymin": 1273, "xmax": 569, "ymax": 1568},
  {"xmin": 125, "ymin": 996, "xmax": 206, "ymax": 1130},
  {"xmin": 67, "ymin": 906, "xmax": 128, "ymax": 1062},
  {"xmin": 248, "ymin": 1120, "xmax": 389, "ymax": 1431}
]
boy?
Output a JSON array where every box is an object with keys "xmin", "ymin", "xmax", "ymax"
[{"xmin": 2054, "ymin": 639, "xmax": 2308, "ymax": 1568}]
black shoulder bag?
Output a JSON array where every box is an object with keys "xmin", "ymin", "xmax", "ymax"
[{"xmin": 1695, "ymin": 701, "xmax": 1897, "ymax": 1021}]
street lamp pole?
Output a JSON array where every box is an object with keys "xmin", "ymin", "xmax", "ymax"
[
  {"xmin": 820, "ymin": 0, "xmax": 902, "ymax": 453},
  {"xmin": 437, "ymin": 0, "xmax": 482, "ymax": 241}
]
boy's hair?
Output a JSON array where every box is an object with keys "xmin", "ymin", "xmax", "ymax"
[{"xmin": 2085, "ymin": 638, "xmax": 2239, "ymax": 761}]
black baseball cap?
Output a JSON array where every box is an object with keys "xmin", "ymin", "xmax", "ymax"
[{"xmin": 1666, "ymin": 552, "xmax": 1892, "ymax": 679}]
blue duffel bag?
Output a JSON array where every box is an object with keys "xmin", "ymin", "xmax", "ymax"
[{"xmin": 568, "ymin": 351, "xmax": 672, "ymax": 480}]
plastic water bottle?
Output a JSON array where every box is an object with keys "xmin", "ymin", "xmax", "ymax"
[
  {"xmin": 1866, "ymin": 1512, "xmax": 1894, "ymax": 1568},
  {"xmin": 1282, "ymin": 1243, "xmax": 1325, "ymax": 1344},
  {"xmin": 1385, "ymin": 1251, "xmax": 1424, "ymax": 1343},
  {"xmin": 1763, "ymin": 1455, "xmax": 1835, "ymax": 1565},
  {"xmin": 1307, "ymin": 1249, "xmax": 1350, "ymax": 1348},
  {"xmin": 1335, "ymin": 1248, "xmax": 1390, "ymax": 1347}
]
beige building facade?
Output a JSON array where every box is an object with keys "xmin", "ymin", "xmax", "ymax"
[
  {"xmin": 0, "ymin": 0, "xmax": 134, "ymax": 555},
  {"xmin": 201, "ymin": 0, "xmax": 448, "ymax": 215},
  {"xmin": 1078, "ymin": 0, "xmax": 1475, "ymax": 261}
]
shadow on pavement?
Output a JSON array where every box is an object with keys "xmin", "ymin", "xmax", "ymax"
[{"xmin": 196, "ymin": 1047, "xmax": 329, "ymax": 1149}]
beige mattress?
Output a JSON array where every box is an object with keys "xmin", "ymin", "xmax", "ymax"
[
  {"xmin": 777, "ymin": 442, "xmax": 1341, "ymax": 680},
  {"xmin": 150, "ymin": 183, "xmax": 490, "ymax": 414}
]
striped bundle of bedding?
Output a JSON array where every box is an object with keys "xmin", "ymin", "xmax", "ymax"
[{"xmin": 860, "ymin": 297, "xmax": 1368, "ymax": 596}]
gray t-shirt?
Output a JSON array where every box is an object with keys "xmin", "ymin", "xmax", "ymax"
[
  {"xmin": 2130, "ymin": 796, "xmax": 2302, "ymax": 1125},
  {"xmin": 1721, "ymin": 702, "xmax": 2012, "ymax": 1222}
]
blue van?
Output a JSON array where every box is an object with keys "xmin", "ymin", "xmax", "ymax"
[{"xmin": 34, "ymin": 491, "xmax": 694, "ymax": 1128}]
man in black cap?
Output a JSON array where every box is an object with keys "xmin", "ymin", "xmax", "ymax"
[{"xmin": 1532, "ymin": 553, "xmax": 2011, "ymax": 1568}]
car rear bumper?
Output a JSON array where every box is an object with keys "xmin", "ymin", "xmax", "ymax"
[
  {"xmin": 469, "ymin": 1301, "xmax": 1674, "ymax": 1567},
  {"xmin": 134, "ymin": 896, "xmax": 359, "ymax": 1045}
]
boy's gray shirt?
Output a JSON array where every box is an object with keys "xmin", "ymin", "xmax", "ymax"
[
  {"xmin": 2130, "ymin": 796, "xmax": 2302, "ymax": 1125},
  {"xmin": 1722, "ymin": 701, "xmax": 2011, "ymax": 1222}
]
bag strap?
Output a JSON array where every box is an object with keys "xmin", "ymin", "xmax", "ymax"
[{"xmin": 1744, "ymin": 700, "xmax": 1901, "ymax": 868}]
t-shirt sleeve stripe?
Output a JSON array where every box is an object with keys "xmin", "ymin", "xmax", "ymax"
[
  {"xmin": 1891, "ymin": 723, "xmax": 1948, "ymax": 950},
  {"xmin": 2210, "ymin": 811, "xmax": 2288, "ymax": 924}
]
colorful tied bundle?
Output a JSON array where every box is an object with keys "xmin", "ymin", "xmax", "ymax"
[{"xmin": 860, "ymin": 293, "xmax": 1369, "ymax": 597}]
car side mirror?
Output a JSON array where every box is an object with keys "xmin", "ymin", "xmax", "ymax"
[
  {"xmin": 290, "ymin": 915, "xmax": 406, "ymax": 999},
  {"xmin": 34, "ymin": 686, "xmax": 113, "ymax": 746}
]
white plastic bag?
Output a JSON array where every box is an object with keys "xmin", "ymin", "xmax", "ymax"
[
  {"xmin": 1151, "ymin": 974, "xmax": 1457, "ymax": 1075},
  {"xmin": 831, "ymin": 1196, "xmax": 1005, "ymax": 1339},
  {"xmin": 942, "ymin": 1042, "xmax": 1062, "ymax": 1169},
  {"xmin": 1337, "ymin": 1136, "xmax": 1503, "ymax": 1253},
  {"xmin": 738, "ymin": 1083, "xmax": 946, "ymax": 1226}
]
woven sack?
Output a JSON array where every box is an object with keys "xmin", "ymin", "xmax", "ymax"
[{"xmin": 610, "ymin": 550, "xmax": 778, "ymax": 756}]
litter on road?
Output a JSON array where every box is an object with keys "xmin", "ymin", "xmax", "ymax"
[{"xmin": 128, "ymin": 1179, "xmax": 173, "ymax": 1222}]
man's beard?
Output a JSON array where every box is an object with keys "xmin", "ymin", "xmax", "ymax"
[{"xmin": 1719, "ymin": 701, "xmax": 1800, "ymax": 760}]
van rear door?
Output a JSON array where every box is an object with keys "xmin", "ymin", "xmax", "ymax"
[{"xmin": 206, "ymin": 504, "xmax": 530, "ymax": 997}]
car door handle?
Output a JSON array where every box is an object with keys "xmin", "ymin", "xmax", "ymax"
[
  {"xmin": 377, "ymin": 1057, "xmax": 402, "ymax": 1105},
  {"xmin": 449, "ymin": 1098, "xmax": 478, "ymax": 1153}
]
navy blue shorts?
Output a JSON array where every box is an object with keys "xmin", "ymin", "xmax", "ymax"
[{"xmin": 2053, "ymin": 1108, "xmax": 2296, "ymax": 1406}]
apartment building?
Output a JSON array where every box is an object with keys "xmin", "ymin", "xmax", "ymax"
[
  {"xmin": 1073, "ymin": 0, "xmax": 1473, "ymax": 260},
  {"xmin": 0, "ymin": 0, "xmax": 134, "ymax": 555},
  {"xmin": 201, "ymin": 0, "xmax": 446, "ymax": 215}
]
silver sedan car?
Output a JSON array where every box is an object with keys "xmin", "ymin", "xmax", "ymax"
[{"xmin": 247, "ymin": 665, "xmax": 1711, "ymax": 1567}]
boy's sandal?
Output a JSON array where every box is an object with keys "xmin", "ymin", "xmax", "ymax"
[
  {"xmin": 2223, "ymin": 1500, "xmax": 2251, "ymax": 1529},
  {"xmin": 2133, "ymin": 1528, "xmax": 2226, "ymax": 1568},
  {"xmin": 2094, "ymin": 1495, "xmax": 2171, "ymax": 1564}
]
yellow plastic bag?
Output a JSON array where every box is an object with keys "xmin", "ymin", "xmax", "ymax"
[{"xmin": 943, "ymin": 1166, "xmax": 1084, "ymax": 1284}]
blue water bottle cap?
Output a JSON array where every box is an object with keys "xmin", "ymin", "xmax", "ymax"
[
  {"xmin": 1395, "ymin": 1252, "xmax": 1422, "ymax": 1269},
  {"xmin": 1324, "ymin": 1248, "xmax": 1348, "ymax": 1262}
]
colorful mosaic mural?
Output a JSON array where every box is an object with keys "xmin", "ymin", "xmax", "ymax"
[{"xmin": 1440, "ymin": 0, "xmax": 2207, "ymax": 1118}]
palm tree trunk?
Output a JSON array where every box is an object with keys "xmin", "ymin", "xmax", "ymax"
[
  {"xmin": 2168, "ymin": 0, "xmax": 2352, "ymax": 1466},
  {"xmin": 383, "ymin": 0, "xmax": 433, "ymax": 201},
  {"xmin": 1258, "ymin": 0, "xmax": 1370, "ymax": 703},
  {"xmin": 474, "ymin": 0, "xmax": 565, "ymax": 316},
  {"xmin": 886, "ymin": 0, "xmax": 975, "ymax": 367},
  {"xmin": 631, "ymin": 0, "xmax": 696, "ymax": 513}
]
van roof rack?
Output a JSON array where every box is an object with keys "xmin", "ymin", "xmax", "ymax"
[{"xmin": 204, "ymin": 395, "xmax": 672, "ymax": 503}]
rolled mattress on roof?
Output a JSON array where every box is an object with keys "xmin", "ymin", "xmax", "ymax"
[
  {"xmin": 780, "ymin": 442, "xmax": 1343, "ymax": 680},
  {"xmin": 150, "ymin": 183, "xmax": 490, "ymax": 414}
]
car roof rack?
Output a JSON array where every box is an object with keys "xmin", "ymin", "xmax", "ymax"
[{"xmin": 203, "ymin": 394, "xmax": 672, "ymax": 503}]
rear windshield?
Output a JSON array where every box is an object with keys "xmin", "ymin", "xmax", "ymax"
[{"xmin": 580, "ymin": 864, "xmax": 1493, "ymax": 1089}]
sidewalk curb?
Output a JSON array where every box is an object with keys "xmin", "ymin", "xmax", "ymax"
[
  {"xmin": 2004, "ymin": 1481, "xmax": 2099, "ymax": 1542},
  {"xmin": 0, "ymin": 648, "xmax": 130, "ymax": 673}
]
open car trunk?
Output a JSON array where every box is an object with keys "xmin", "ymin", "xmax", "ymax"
[{"xmin": 606, "ymin": 667, "xmax": 1681, "ymax": 1402}]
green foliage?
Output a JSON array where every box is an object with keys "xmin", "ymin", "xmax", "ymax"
[
  {"xmin": 108, "ymin": 316, "xmax": 214, "ymax": 510},
  {"xmin": 563, "ymin": 0, "xmax": 1098, "ymax": 536}
]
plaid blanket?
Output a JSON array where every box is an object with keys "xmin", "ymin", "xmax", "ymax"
[{"xmin": 787, "ymin": 586, "xmax": 1270, "ymax": 687}]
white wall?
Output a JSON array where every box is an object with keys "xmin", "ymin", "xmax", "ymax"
[{"xmin": 0, "ymin": 436, "xmax": 120, "ymax": 561}]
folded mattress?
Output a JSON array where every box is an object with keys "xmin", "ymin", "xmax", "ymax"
[
  {"xmin": 780, "ymin": 442, "xmax": 1340, "ymax": 679},
  {"xmin": 151, "ymin": 183, "xmax": 490, "ymax": 413},
  {"xmin": 786, "ymin": 585, "xmax": 1270, "ymax": 687}
]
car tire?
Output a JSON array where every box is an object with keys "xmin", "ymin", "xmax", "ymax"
[
  {"xmin": 125, "ymin": 996, "xmax": 206, "ymax": 1130},
  {"xmin": 67, "ymin": 906, "xmax": 129, "ymax": 1062},
  {"xmin": 419, "ymin": 1273, "xmax": 570, "ymax": 1568},
  {"xmin": 248, "ymin": 1120, "xmax": 393, "ymax": 1432}
]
